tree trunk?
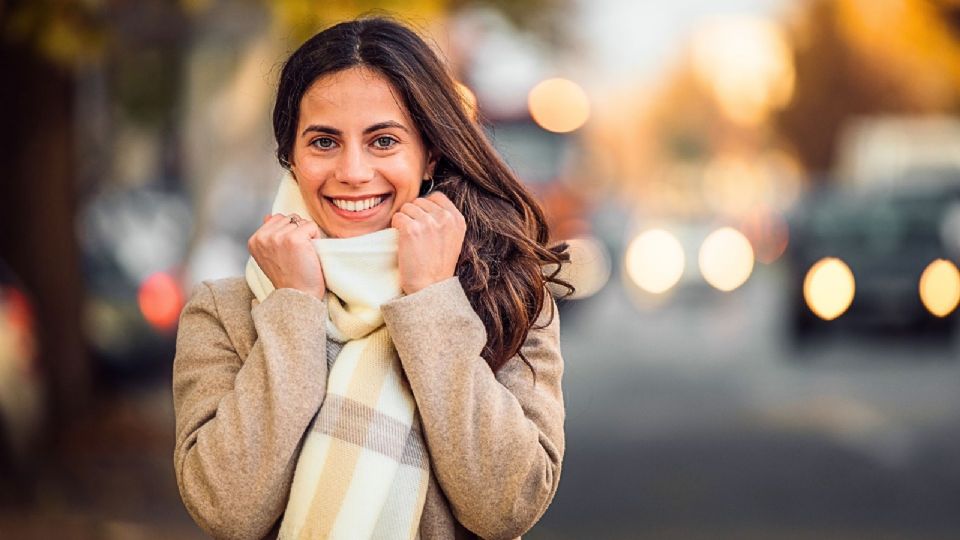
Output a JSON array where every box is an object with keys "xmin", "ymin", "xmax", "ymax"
[{"xmin": 0, "ymin": 40, "xmax": 90, "ymax": 440}]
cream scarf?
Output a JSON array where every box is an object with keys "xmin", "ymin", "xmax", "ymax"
[{"xmin": 245, "ymin": 172, "xmax": 430, "ymax": 539}]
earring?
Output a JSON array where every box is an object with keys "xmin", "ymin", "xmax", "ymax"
[{"xmin": 420, "ymin": 175, "xmax": 435, "ymax": 196}]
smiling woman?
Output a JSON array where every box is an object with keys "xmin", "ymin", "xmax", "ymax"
[
  {"xmin": 172, "ymin": 16, "xmax": 572, "ymax": 540},
  {"xmin": 292, "ymin": 68, "xmax": 434, "ymax": 239}
]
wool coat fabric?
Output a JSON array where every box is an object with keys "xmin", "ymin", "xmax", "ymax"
[{"xmin": 172, "ymin": 275, "xmax": 565, "ymax": 540}]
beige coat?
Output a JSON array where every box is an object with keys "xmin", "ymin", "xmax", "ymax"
[{"xmin": 172, "ymin": 276, "xmax": 564, "ymax": 540}]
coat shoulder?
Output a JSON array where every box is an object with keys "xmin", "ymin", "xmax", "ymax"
[
  {"xmin": 189, "ymin": 276, "xmax": 254, "ymax": 318},
  {"xmin": 182, "ymin": 276, "xmax": 256, "ymax": 357},
  {"xmin": 202, "ymin": 276, "xmax": 253, "ymax": 303}
]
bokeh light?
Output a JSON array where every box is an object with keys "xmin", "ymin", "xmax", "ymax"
[
  {"xmin": 138, "ymin": 272, "xmax": 184, "ymax": 332},
  {"xmin": 625, "ymin": 229, "xmax": 685, "ymax": 294},
  {"xmin": 528, "ymin": 77, "xmax": 591, "ymax": 133},
  {"xmin": 698, "ymin": 227, "xmax": 755, "ymax": 292},
  {"xmin": 0, "ymin": 286, "xmax": 37, "ymax": 375},
  {"xmin": 803, "ymin": 257, "xmax": 856, "ymax": 321},
  {"xmin": 919, "ymin": 259, "xmax": 960, "ymax": 317},
  {"xmin": 691, "ymin": 16, "xmax": 795, "ymax": 126}
]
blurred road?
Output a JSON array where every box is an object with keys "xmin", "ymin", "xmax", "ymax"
[
  {"xmin": 532, "ymin": 265, "xmax": 960, "ymax": 539},
  {"xmin": 2, "ymin": 265, "xmax": 958, "ymax": 539}
]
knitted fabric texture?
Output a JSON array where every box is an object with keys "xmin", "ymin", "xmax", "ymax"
[{"xmin": 245, "ymin": 173, "xmax": 429, "ymax": 539}]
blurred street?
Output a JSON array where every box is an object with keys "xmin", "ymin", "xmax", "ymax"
[
  {"xmin": 3, "ymin": 262, "xmax": 959, "ymax": 539},
  {"xmin": 534, "ymin": 265, "xmax": 960, "ymax": 539}
]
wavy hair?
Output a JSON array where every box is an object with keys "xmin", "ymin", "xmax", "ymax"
[{"xmin": 273, "ymin": 17, "xmax": 572, "ymax": 372}]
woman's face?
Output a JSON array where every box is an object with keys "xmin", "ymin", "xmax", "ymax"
[{"xmin": 290, "ymin": 66, "xmax": 435, "ymax": 238}]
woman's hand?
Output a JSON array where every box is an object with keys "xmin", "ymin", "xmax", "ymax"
[
  {"xmin": 248, "ymin": 213, "xmax": 326, "ymax": 300},
  {"xmin": 391, "ymin": 192, "xmax": 466, "ymax": 295}
]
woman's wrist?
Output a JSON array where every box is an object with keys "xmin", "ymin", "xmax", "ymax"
[
  {"xmin": 288, "ymin": 284, "xmax": 326, "ymax": 301},
  {"xmin": 401, "ymin": 273, "xmax": 453, "ymax": 295}
]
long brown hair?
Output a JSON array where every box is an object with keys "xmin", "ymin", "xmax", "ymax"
[{"xmin": 273, "ymin": 17, "xmax": 572, "ymax": 372}]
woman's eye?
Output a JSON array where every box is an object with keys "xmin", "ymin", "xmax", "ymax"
[
  {"xmin": 311, "ymin": 137, "xmax": 335, "ymax": 149},
  {"xmin": 373, "ymin": 136, "xmax": 397, "ymax": 149}
]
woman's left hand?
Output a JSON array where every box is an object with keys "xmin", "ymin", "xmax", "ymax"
[{"xmin": 391, "ymin": 192, "xmax": 466, "ymax": 295}]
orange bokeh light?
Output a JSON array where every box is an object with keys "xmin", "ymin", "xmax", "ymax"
[
  {"xmin": 803, "ymin": 258, "xmax": 856, "ymax": 321},
  {"xmin": 138, "ymin": 272, "xmax": 184, "ymax": 332},
  {"xmin": 528, "ymin": 78, "xmax": 591, "ymax": 133},
  {"xmin": 919, "ymin": 259, "xmax": 960, "ymax": 317}
]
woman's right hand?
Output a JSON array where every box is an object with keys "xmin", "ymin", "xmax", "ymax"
[{"xmin": 248, "ymin": 213, "xmax": 326, "ymax": 301}]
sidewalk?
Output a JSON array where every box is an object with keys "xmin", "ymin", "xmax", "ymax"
[{"xmin": 0, "ymin": 377, "xmax": 204, "ymax": 539}]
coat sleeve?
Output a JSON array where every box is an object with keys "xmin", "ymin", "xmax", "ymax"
[
  {"xmin": 172, "ymin": 282, "xmax": 329, "ymax": 540},
  {"xmin": 381, "ymin": 277, "xmax": 565, "ymax": 540}
]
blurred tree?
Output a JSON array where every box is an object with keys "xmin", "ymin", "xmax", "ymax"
[
  {"xmin": 0, "ymin": 0, "xmax": 99, "ymax": 444},
  {"xmin": 0, "ymin": 0, "xmax": 105, "ymax": 67},
  {"xmin": 0, "ymin": 0, "xmax": 190, "ymax": 446},
  {"xmin": 936, "ymin": 0, "xmax": 960, "ymax": 37},
  {"xmin": 268, "ymin": 0, "xmax": 444, "ymax": 44},
  {"xmin": 777, "ymin": 0, "xmax": 960, "ymax": 176},
  {"xmin": 265, "ymin": 0, "xmax": 571, "ymax": 46}
]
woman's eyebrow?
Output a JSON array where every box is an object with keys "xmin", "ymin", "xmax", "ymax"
[
  {"xmin": 300, "ymin": 121, "xmax": 409, "ymax": 137},
  {"xmin": 301, "ymin": 124, "xmax": 341, "ymax": 137},
  {"xmin": 363, "ymin": 121, "xmax": 409, "ymax": 134}
]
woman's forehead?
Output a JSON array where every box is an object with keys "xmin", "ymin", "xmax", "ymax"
[{"xmin": 299, "ymin": 67, "xmax": 412, "ymax": 126}]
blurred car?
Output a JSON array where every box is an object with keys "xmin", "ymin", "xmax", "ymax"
[
  {"xmin": 79, "ymin": 187, "xmax": 191, "ymax": 381},
  {"xmin": 784, "ymin": 170, "xmax": 960, "ymax": 341},
  {"xmin": 0, "ymin": 261, "xmax": 43, "ymax": 483}
]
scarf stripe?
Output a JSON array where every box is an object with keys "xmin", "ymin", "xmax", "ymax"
[
  {"xmin": 282, "ymin": 436, "xmax": 333, "ymax": 536},
  {"xmin": 301, "ymin": 441, "xmax": 362, "ymax": 538},
  {"xmin": 331, "ymin": 449, "xmax": 403, "ymax": 537},
  {"xmin": 374, "ymin": 465, "xmax": 430, "ymax": 538},
  {"xmin": 344, "ymin": 335, "xmax": 392, "ymax": 408},
  {"xmin": 312, "ymin": 395, "xmax": 428, "ymax": 467}
]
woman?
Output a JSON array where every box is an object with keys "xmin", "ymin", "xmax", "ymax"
[{"xmin": 173, "ymin": 16, "xmax": 570, "ymax": 540}]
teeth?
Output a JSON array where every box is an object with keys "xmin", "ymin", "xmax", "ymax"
[{"xmin": 331, "ymin": 196, "xmax": 384, "ymax": 212}]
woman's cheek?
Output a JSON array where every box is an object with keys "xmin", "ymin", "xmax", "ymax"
[
  {"xmin": 294, "ymin": 158, "xmax": 330, "ymax": 185},
  {"xmin": 388, "ymin": 159, "xmax": 426, "ymax": 202}
]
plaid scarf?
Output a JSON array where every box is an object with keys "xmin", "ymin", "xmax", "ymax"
[{"xmin": 245, "ymin": 173, "xmax": 429, "ymax": 539}]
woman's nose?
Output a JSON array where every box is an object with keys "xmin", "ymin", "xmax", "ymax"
[{"xmin": 335, "ymin": 145, "xmax": 374, "ymax": 185}]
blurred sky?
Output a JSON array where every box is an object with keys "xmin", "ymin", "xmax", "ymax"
[
  {"xmin": 466, "ymin": 0, "xmax": 789, "ymax": 117},
  {"xmin": 576, "ymin": 0, "xmax": 788, "ymax": 88}
]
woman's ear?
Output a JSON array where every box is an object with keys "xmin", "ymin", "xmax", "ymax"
[{"xmin": 426, "ymin": 151, "xmax": 439, "ymax": 178}]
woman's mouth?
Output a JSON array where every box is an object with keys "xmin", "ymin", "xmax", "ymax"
[{"xmin": 325, "ymin": 194, "xmax": 390, "ymax": 219}]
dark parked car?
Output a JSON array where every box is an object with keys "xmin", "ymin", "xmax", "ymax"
[{"xmin": 784, "ymin": 172, "xmax": 960, "ymax": 341}]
